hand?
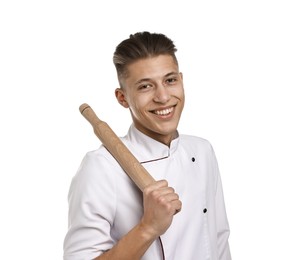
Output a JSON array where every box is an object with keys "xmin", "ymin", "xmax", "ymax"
[{"xmin": 140, "ymin": 180, "xmax": 182, "ymax": 238}]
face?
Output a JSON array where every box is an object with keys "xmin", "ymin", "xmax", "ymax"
[{"xmin": 115, "ymin": 54, "xmax": 185, "ymax": 146}]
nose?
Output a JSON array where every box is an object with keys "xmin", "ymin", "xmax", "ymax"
[{"xmin": 153, "ymin": 85, "xmax": 170, "ymax": 103}]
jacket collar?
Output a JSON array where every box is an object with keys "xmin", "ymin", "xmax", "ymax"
[{"xmin": 123, "ymin": 124, "xmax": 180, "ymax": 163}]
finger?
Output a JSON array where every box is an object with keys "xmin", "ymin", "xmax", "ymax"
[
  {"xmin": 155, "ymin": 192, "xmax": 181, "ymax": 211},
  {"xmin": 143, "ymin": 180, "xmax": 168, "ymax": 193},
  {"xmin": 159, "ymin": 197, "xmax": 182, "ymax": 215},
  {"xmin": 172, "ymin": 199, "xmax": 182, "ymax": 215}
]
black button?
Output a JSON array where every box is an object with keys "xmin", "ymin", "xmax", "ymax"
[
  {"xmin": 203, "ymin": 208, "xmax": 207, "ymax": 213},
  {"xmin": 191, "ymin": 157, "xmax": 195, "ymax": 162}
]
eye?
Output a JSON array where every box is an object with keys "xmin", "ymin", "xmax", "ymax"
[
  {"xmin": 138, "ymin": 83, "xmax": 152, "ymax": 91},
  {"xmin": 165, "ymin": 77, "xmax": 178, "ymax": 85}
]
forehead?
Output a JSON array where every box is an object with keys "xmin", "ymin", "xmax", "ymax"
[{"xmin": 124, "ymin": 55, "xmax": 179, "ymax": 82}]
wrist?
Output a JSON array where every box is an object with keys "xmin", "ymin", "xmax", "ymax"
[{"xmin": 137, "ymin": 221, "xmax": 158, "ymax": 242}]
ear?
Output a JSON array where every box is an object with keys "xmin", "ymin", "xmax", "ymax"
[
  {"xmin": 179, "ymin": 72, "xmax": 183, "ymax": 80},
  {"xmin": 115, "ymin": 88, "xmax": 129, "ymax": 108}
]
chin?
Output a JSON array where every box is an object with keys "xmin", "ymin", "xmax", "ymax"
[{"xmin": 155, "ymin": 125, "xmax": 178, "ymax": 136}]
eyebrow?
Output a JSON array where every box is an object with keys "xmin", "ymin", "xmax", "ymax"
[{"xmin": 134, "ymin": 72, "xmax": 179, "ymax": 86}]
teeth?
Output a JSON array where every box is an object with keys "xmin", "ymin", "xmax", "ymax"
[{"xmin": 154, "ymin": 107, "xmax": 173, "ymax": 115}]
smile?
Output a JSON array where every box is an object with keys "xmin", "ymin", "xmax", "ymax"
[{"xmin": 152, "ymin": 106, "xmax": 175, "ymax": 116}]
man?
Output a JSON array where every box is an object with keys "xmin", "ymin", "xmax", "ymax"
[{"xmin": 64, "ymin": 31, "xmax": 231, "ymax": 260}]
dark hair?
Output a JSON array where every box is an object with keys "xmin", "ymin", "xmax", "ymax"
[{"xmin": 113, "ymin": 32, "xmax": 178, "ymax": 84}]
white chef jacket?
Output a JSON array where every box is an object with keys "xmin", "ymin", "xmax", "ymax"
[{"xmin": 63, "ymin": 125, "xmax": 231, "ymax": 260}]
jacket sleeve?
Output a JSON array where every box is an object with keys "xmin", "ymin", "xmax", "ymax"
[
  {"xmin": 211, "ymin": 146, "xmax": 232, "ymax": 260},
  {"xmin": 63, "ymin": 151, "xmax": 117, "ymax": 260}
]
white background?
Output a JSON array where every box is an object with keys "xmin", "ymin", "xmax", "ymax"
[{"xmin": 1, "ymin": 0, "xmax": 292, "ymax": 259}]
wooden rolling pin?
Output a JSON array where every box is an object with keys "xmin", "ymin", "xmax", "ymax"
[{"xmin": 79, "ymin": 103, "xmax": 155, "ymax": 191}]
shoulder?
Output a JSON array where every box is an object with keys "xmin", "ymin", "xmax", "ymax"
[
  {"xmin": 72, "ymin": 145, "xmax": 120, "ymax": 187},
  {"xmin": 82, "ymin": 145, "xmax": 119, "ymax": 167}
]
